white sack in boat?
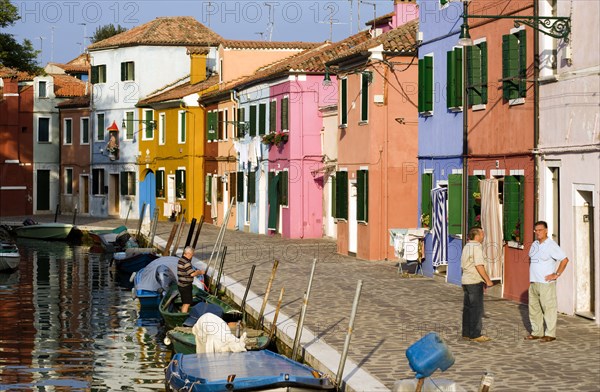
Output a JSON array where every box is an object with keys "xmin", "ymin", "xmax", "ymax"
[{"xmin": 191, "ymin": 313, "xmax": 247, "ymax": 354}]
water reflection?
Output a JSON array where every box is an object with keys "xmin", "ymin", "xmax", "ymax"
[{"xmin": 0, "ymin": 239, "xmax": 171, "ymax": 391}]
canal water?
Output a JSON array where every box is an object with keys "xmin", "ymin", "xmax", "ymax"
[{"xmin": 0, "ymin": 239, "xmax": 171, "ymax": 391}]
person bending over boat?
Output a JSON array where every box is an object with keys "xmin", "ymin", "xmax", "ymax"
[{"xmin": 178, "ymin": 246, "xmax": 204, "ymax": 313}]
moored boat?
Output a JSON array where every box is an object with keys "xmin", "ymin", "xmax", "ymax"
[
  {"xmin": 133, "ymin": 256, "xmax": 179, "ymax": 308},
  {"xmin": 113, "ymin": 250, "xmax": 159, "ymax": 274},
  {"xmin": 164, "ymin": 350, "xmax": 335, "ymax": 392},
  {"xmin": 88, "ymin": 225, "xmax": 128, "ymax": 252},
  {"xmin": 0, "ymin": 242, "xmax": 20, "ymax": 272},
  {"xmin": 166, "ymin": 324, "xmax": 270, "ymax": 355},
  {"xmin": 15, "ymin": 222, "xmax": 74, "ymax": 240}
]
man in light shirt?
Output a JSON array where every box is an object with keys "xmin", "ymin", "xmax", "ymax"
[
  {"xmin": 461, "ymin": 227, "xmax": 494, "ymax": 342},
  {"xmin": 525, "ymin": 221, "xmax": 569, "ymax": 343}
]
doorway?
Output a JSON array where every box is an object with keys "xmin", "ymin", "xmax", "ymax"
[
  {"xmin": 140, "ymin": 170, "xmax": 156, "ymax": 220},
  {"xmin": 36, "ymin": 170, "xmax": 50, "ymax": 211},
  {"xmin": 109, "ymin": 174, "xmax": 120, "ymax": 215},
  {"xmin": 348, "ymin": 179, "xmax": 358, "ymax": 255},
  {"xmin": 79, "ymin": 175, "xmax": 89, "ymax": 214},
  {"xmin": 574, "ymin": 189, "xmax": 595, "ymax": 320}
]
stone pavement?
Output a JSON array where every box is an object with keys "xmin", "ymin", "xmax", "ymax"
[{"xmin": 5, "ymin": 214, "xmax": 600, "ymax": 391}]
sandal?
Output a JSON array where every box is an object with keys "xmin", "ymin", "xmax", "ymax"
[{"xmin": 524, "ymin": 335, "xmax": 543, "ymax": 340}]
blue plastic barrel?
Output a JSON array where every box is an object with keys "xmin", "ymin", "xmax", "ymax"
[{"xmin": 405, "ymin": 332, "xmax": 455, "ymax": 379}]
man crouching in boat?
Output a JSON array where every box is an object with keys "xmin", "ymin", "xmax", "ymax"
[{"xmin": 178, "ymin": 246, "xmax": 204, "ymax": 313}]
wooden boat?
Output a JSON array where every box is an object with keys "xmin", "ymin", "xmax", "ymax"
[
  {"xmin": 15, "ymin": 223, "xmax": 73, "ymax": 240},
  {"xmin": 166, "ymin": 324, "xmax": 270, "ymax": 355},
  {"xmin": 164, "ymin": 350, "xmax": 335, "ymax": 391},
  {"xmin": 0, "ymin": 242, "xmax": 20, "ymax": 272},
  {"xmin": 133, "ymin": 256, "xmax": 179, "ymax": 308},
  {"xmin": 159, "ymin": 284, "xmax": 242, "ymax": 329},
  {"xmin": 113, "ymin": 250, "xmax": 159, "ymax": 274},
  {"xmin": 88, "ymin": 225, "xmax": 128, "ymax": 252}
]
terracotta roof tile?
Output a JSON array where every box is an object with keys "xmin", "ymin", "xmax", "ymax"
[
  {"xmin": 221, "ymin": 40, "xmax": 321, "ymax": 50},
  {"xmin": 138, "ymin": 74, "xmax": 220, "ymax": 105},
  {"xmin": 365, "ymin": 11, "xmax": 395, "ymax": 26},
  {"xmin": 88, "ymin": 16, "xmax": 223, "ymax": 50},
  {"xmin": 0, "ymin": 66, "xmax": 35, "ymax": 81},
  {"xmin": 186, "ymin": 47, "xmax": 211, "ymax": 55},
  {"xmin": 56, "ymin": 95, "xmax": 90, "ymax": 108},
  {"xmin": 51, "ymin": 74, "xmax": 87, "ymax": 97}
]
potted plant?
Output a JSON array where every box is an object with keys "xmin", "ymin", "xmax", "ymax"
[{"xmin": 262, "ymin": 131, "xmax": 288, "ymax": 147}]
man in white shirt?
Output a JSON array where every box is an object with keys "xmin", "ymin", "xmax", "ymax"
[{"xmin": 525, "ymin": 221, "xmax": 569, "ymax": 343}]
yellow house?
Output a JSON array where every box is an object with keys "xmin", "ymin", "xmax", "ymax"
[{"xmin": 137, "ymin": 50, "xmax": 219, "ymax": 221}]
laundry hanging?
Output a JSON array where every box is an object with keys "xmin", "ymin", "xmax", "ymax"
[
  {"xmin": 480, "ymin": 179, "xmax": 504, "ymax": 280},
  {"xmin": 431, "ymin": 187, "xmax": 448, "ymax": 267}
]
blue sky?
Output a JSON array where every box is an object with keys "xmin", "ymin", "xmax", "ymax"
[{"xmin": 7, "ymin": 1, "xmax": 395, "ymax": 65}]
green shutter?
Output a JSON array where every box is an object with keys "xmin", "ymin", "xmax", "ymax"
[
  {"xmin": 336, "ymin": 171, "xmax": 348, "ymax": 220},
  {"xmin": 281, "ymin": 97, "xmax": 289, "ymax": 131},
  {"xmin": 175, "ymin": 170, "xmax": 186, "ymax": 199},
  {"xmin": 269, "ymin": 101, "xmax": 276, "ymax": 132},
  {"xmin": 259, "ymin": 103, "xmax": 266, "ymax": 135},
  {"xmin": 121, "ymin": 62, "xmax": 126, "ymax": 81},
  {"xmin": 341, "ymin": 79, "xmax": 348, "ymax": 124},
  {"xmin": 237, "ymin": 171, "xmax": 244, "ymax": 202},
  {"xmin": 205, "ymin": 175, "xmax": 211, "ymax": 202},
  {"xmin": 331, "ymin": 176, "xmax": 337, "ymax": 218},
  {"xmin": 455, "ymin": 47, "xmax": 463, "ymax": 107},
  {"xmin": 156, "ymin": 171, "xmax": 163, "ymax": 197},
  {"xmin": 207, "ymin": 112, "xmax": 217, "ymax": 141},
  {"xmin": 448, "ymin": 174, "xmax": 463, "ymax": 235},
  {"xmin": 468, "ymin": 175, "xmax": 481, "ymax": 229},
  {"xmin": 423, "ymin": 56, "xmax": 434, "ymax": 112},
  {"xmin": 503, "ymin": 176, "xmax": 524, "ymax": 242},
  {"xmin": 249, "ymin": 105, "xmax": 257, "ymax": 137},
  {"xmin": 418, "ymin": 59, "xmax": 424, "ymax": 113},
  {"xmin": 357, "ymin": 170, "xmax": 368, "ymax": 222},
  {"xmin": 130, "ymin": 62, "xmax": 135, "ymax": 81},
  {"xmin": 120, "ymin": 172, "xmax": 128, "ymax": 195},
  {"xmin": 268, "ymin": 172, "xmax": 279, "ymax": 230},
  {"xmin": 421, "ymin": 173, "xmax": 433, "ymax": 227},
  {"xmin": 91, "ymin": 66, "xmax": 98, "ymax": 84},
  {"xmin": 180, "ymin": 111, "xmax": 186, "ymax": 142},
  {"xmin": 480, "ymin": 42, "xmax": 488, "ymax": 104},
  {"xmin": 518, "ymin": 29, "xmax": 527, "ymax": 98},
  {"xmin": 278, "ymin": 171, "xmax": 288, "ymax": 206},
  {"xmin": 447, "ymin": 50, "xmax": 456, "ymax": 108},
  {"xmin": 440, "ymin": 0, "xmax": 449, "ymax": 5},
  {"xmin": 361, "ymin": 73, "xmax": 369, "ymax": 122},
  {"xmin": 145, "ymin": 110, "xmax": 153, "ymax": 139},
  {"xmin": 502, "ymin": 34, "xmax": 519, "ymax": 100},
  {"xmin": 248, "ymin": 171, "xmax": 256, "ymax": 203}
]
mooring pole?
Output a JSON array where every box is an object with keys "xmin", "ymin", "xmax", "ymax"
[
  {"xmin": 185, "ymin": 218, "xmax": 197, "ymax": 247},
  {"xmin": 54, "ymin": 204, "xmax": 59, "ymax": 222},
  {"xmin": 269, "ymin": 287, "xmax": 285, "ymax": 341},
  {"xmin": 212, "ymin": 245, "xmax": 227, "ymax": 295},
  {"xmin": 258, "ymin": 259, "xmax": 279, "ymax": 329},
  {"xmin": 192, "ymin": 215, "xmax": 204, "ymax": 248},
  {"xmin": 291, "ymin": 259, "xmax": 317, "ymax": 361},
  {"xmin": 335, "ymin": 279, "xmax": 363, "ymax": 388},
  {"xmin": 241, "ymin": 265, "xmax": 256, "ymax": 324}
]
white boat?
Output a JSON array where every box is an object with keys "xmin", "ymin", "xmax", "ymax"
[
  {"xmin": 15, "ymin": 223, "xmax": 74, "ymax": 240},
  {"xmin": 0, "ymin": 242, "xmax": 20, "ymax": 272}
]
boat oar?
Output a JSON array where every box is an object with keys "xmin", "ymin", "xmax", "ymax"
[
  {"xmin": 335, "ymin": 279, "xmax": 363, "ymax": 388},
  {"xmin": 291, "ymin": 259, "xmax": 317, "ymax": 361},
  {"xmin": 241, "ymin": 265, "xmax": 256, "ymax": 325},
  {"xmin": 269, "ymin": 287, "xmax": 285, "ymax": 341},
  {"xmin": 258, "ymin": 260, "xmax": 279, "ymax": 330}
]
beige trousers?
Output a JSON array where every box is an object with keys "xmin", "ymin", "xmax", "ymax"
[{"xmin": 528, "ymin": 282, "xmax": 557, "ymax": 337}]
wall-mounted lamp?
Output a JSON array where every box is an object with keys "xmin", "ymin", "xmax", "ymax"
[{"xmin": 323, "ymin": 66, "xmax": 332, "ymax": 86}]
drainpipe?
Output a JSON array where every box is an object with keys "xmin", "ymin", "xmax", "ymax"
[{"xmin": 533, "ymin": 0, "xmax": 540, "ymax": 223}]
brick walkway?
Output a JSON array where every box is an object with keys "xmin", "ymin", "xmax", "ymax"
[{"xmin": 5, "ymin": 214, "xmax": 599, "ymax": 391}]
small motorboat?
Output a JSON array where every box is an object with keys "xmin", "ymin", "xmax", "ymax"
[
  {"xmin": 164, "ymin": 350, "xmax": 335, "ymax": 392},
  {"xmin": 15, "ymin": 221, "xmax": 73, "ymax": 240},
  {"xmin": 88, "ymin": 225, "xmax": 128, "ymax": 252},
  {"xmin": 132, "ymin": 256, "xmax": 179, "ymax": 308},
  {"xmin": 0, "ymin": 242, "xmax": 20, "ymax": 272},
  {"xmin": 113, "ymin": 249, "xmax": 159, "ymax": 274}
]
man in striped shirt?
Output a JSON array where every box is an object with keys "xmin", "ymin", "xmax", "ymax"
[{"xmin": 178, "ymin": 246, "xmax": 204, "ymax": 313}]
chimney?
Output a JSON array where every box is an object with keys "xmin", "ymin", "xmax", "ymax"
[{"xmin": 393, "ymin": 0, "xmax": 419, "ymax": 28}]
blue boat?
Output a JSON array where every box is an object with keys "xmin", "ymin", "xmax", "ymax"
[
  {"xmin": 165, "ymin": 350, "xmax": 335, "ymax": 391},
  {"xmin": 133, "ymin": 256, "xmax": 178, "ymax": 308},
  {"xmin": 114, "ymin": 251, "xmax": 159, "ymax": 274}
]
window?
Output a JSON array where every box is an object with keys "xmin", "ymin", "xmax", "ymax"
[
  {"xmin": 236, "ymin": 107, "xmax": 246, "ymax": 138},
  {"xmin": 334, "ymin": 171, "xmax": 348, "ymax": 220},
  {"xmin": 418, "ymin": 55, "xmax": 434, "ymax": 114},
  {"xmin": 92, "ymin": 168, "xmax": 105, "ymax": 195},
  {"xmin": 207, "ymin": 111, "xmax": 218, "ymax": 141},
  {"xmin": 448, "ymin": 174, "xmax": 463, "ymax": 235},
  {"xmin": 281, "ymin": 97, "xmax": 289, "ymax": 131},
  {"xmin": 258, "ymin": 103, "xmax": 266, "ymax": 135},
  {"xmin": 247, "ymin": 170, "xmax": 256, "ymax": 203},
  {"xmin": 467, "ymin": 41, "xmax": 488, "ymax": 106},
  {"xmin": 223, "ymin": 109, "xmax": 228, "ymax": 140},
  {"xmin": 268, "ymin": 171, "xmax": 279, "ymax": 229},
  {"xmin": 178, "ymin": 110, "xmax": 186, "ymax": 143},
  {"xmin": 340, "ymin": 78, "xmax": 348, "ymax": 125},
  {"xmin": 159, "ymin": 113, "xmax": 166, "ymax": 145},
  {"xmin": 156, "ymin": 169, "xmax": 165, "ymax": 198},
  {"xmin": 502, "ymin": 29, "xmax": 527, "ymax": 102},
  {"xmin": 91, "ymin": 65, "xmax": 106, "ymax": 84},
  {"xmin": 121, "ymin": 61, "xmax": 135, "ymax": 81},
  {"xmin": 269, "ymin": 100, "xmax": 277, "ymax": 132},
  {"xmin": 96, "ymin": 113, "xmax": 105, "ymax": 141},
  {"xmin": 64, "ymin": 118, "xmax": 72, "ymax": 145},
  {"xmin": 421, "ymin": 172, "xmax": 433, "ymax": 227},
  {"xmin": 360, "ymin": 72, "xmax": 371, "ymax": 122},
  {"xmin": 468, "ymin": 175, "xmax": 485, "ymax": 230},
  {"xmin": 446, "ymin": 47, "xmax": 463, "ymax": 110},
  {"xmin": 331, "ymin": 175, "xmax": 337, "ymax": 218},
  {"xmin": 236, "ymin": 171, "xmax": 244, "ymax": 202},
  {"xmin": 229, "ymin": 172, "xmax": 237, "ymax": 203},
  {"xmin": 503, "ymin": 175, "xmax": 525, "ymax": 243},
  {"xmin": 357, "ymin": 169, "xmax": 369, "ymax": 222},
  {"xmin": 38, "ymin": 117, "xmax": 50, "ymax": 142},
  {"xmin": 218, "ymin": 111, "xmax": 224, "ymax": 140},
  {"xmin": 124, "ymin": 111, "xmax": 134, "ymax": 140},
  {"xmin": 249, "ymin": 105, "xmax": 257, "ymax": 137},
  {"xmin": 278, "ymin": 170, "xmax": 288, "ymax": 207},
  {"xmin": 176, "ymin": 169, "xmax": 186, "ymax": 199},
  {"xmin": 38, "ymin": 81, "xmax": 47, "ymax": 98},
  {"xmin": 143, "ymin": 110, "xmax": 154, "ymax": 140},
  {"xmin": 120, "ymin": 171, "xmax": 136, "ymax": 196},
  {"xmin": 205, "ymin": 174, "xmax": 212, "ymax": 203},
  {"xmin": 81, "ymin": 118, "xmax": 90, "ymax": 144},
  {"xmin": 65, "ymin": 168, "xmax": 73, "ymax": 195}
]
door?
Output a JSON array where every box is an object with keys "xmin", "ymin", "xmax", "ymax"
[
  {"xmin": 575, "ymin": 190, "xmax": 595, "ymax": 320},
  {"xmin": 140, "ymin": 170, "xmax": 156, "ymax": 221},
  {"xmin": 167, "ymin": 175, "xmax": 176, "ymax": 204},
  {"xmin": 348, "ymin": 179, "xmax": 358, "ymax": 255},
  {"xmin": 80, "ymin": 175, "xmax": 89, "ymax": 214},
  {"xmin": 36, "ymin": 170, "xmax": 50, "ymax": 211},
  {"xmin": 109, "ymin": 174, "xmax": 120, "ymax": 215}
]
